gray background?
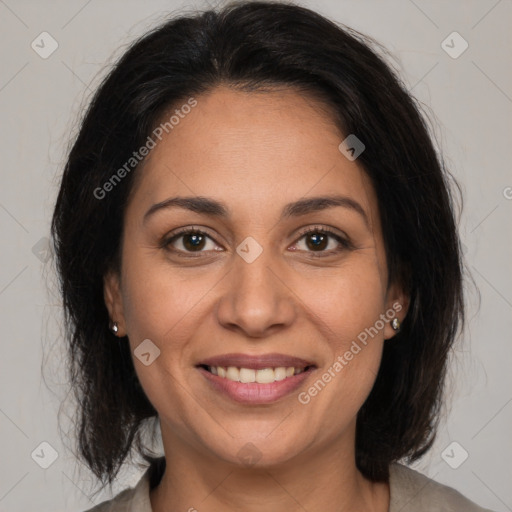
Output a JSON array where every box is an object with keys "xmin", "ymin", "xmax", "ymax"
[{"xmin": 0, "ymin": 0, "xmax": 511, "ymax": 510}]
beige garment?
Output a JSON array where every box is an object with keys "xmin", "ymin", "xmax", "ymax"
[{"xmin": 84, "ymin": 461, "xmax": 495, "ymax": 512}]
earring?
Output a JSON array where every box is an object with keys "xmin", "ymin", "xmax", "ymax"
[
  {"xmin": 391, "ymin": 318, "xmax": 401, "ymax": 332},
  {"xmin": 109, "ymin": 320, "xmax": 119, "ymax": 336}
]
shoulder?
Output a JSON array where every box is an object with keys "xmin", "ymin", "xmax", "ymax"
[
  {"xmin": 81, "ymin": 468, "xmax": 152, "ymax": 512},
  {"xmin": 389, "ymin": 463, "xmax": 496, "ymax": 512}
]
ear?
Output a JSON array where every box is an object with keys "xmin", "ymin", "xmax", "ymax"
[
  {"xmin": 103, "ymin": 270, "xmax": 126, "ymax": 337},
  {"xmin": 383, "ymin": 281, "xmax": 410, "ymax": 341}
]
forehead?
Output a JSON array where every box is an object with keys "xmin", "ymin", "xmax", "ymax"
[{"xmin": 128, "ymin": 86, "xmax": 378, "ymax": 226}]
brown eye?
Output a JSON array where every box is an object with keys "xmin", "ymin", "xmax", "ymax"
[
  {"xmin": 304, "ymin": 232, "xmax": 329, "ymax": 251},
  {"xmin": 292, "ymin": 226, "xmax": 352, "ymax": 256},
  {"xmin": 164, "ymin": 228, "xmax": 221, "ymax": 255},
  {"xmin": 181, "ymin": 232, "xmax": 207, "ymax": 251}
]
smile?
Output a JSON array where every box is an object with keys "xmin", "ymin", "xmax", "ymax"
[{"xmin": 202, "ymin": 365, "xmax": 311, "ymax": 383}]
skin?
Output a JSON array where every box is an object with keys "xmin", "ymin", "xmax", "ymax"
[{"xmin": 104, "ymin": 85, "xmax": 409, "ymax": 512}]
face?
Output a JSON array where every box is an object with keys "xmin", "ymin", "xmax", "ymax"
[{"xmin": 104, "ymin": 85, "xmax": 407, "ymax": 469}]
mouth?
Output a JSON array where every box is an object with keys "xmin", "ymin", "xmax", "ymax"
[
  {"xmin": 196, "ymin": 352, "xmax": 316, "ymax": 382},
  {"xmin": 197, "ymin": 364, "xmax": 315, "ymax": 383},
  {"xmin": 196, "ymin": 353, "xmax": 317, "ymax": 404}
]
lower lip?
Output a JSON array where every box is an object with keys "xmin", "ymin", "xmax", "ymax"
[{"xmin": 197, "ymin": 366, "xmax": 315, "ymax": 404}]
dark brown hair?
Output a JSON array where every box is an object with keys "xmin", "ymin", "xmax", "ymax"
[{"xmin": 51, "ymin": 0, "xmax": 464, "ymax": 493}]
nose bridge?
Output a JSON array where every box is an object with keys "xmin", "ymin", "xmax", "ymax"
[
  {"xmin": 235, "ymin": 240, "xmax": 275, "ymax": 296},
  {"xmin": 215, "ymin": 237, "xmax": 296, "ymax": 336}
]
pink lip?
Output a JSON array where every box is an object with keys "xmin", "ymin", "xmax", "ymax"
[
  {"xmin": 197, "ymin": 366, "xmax": 316, "ymax": 404},
  {"xmin": 197, "ymin": 352, "xmax": 315, "ymax": 370}
]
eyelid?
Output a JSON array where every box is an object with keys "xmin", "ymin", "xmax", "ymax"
[
  {"xmin": 294, "ymin": 224, "xmax": 349, "ymax": 242},
  {"xmin": 161, "ymin": 224, "xmax": 353, "ymax": 255},
  {"xmin": 160, "ymin": 225, "xmax": 223, "ymax": 253},
  {"xmin": 292, "ymin": 224, "xmax": 354, "ymax": 254}
]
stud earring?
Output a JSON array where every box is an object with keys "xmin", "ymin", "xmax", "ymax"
[
  {"xmin": 391, "ymin": 317, "xmax": 401, "ymax": 332},
  {"xmin": 109, "ymin": 320, "xmax": 119, "ymax": 335}
]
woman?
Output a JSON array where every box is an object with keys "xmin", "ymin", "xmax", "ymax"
[{"xmin": 51, "ymin": 1, "xmax": 495, "ymax": 511}]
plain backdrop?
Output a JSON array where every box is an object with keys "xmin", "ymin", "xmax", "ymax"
[{"xmin": 0, "ymin": 0, "xmax": 511, "ymax": 511}]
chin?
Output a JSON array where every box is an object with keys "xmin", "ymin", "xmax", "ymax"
[{"xmin": 199, "ymin": 429, "xmax": 307, "ymax": 469}]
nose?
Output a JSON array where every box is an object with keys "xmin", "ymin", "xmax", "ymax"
[{"xmin": 215, "ymin": 244, "xmax": 297, "ymax": 338}]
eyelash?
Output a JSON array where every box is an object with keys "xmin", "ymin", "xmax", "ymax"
[{"xmin": 161, "ymin": 225, "xmax": 353, "ymax": 258}]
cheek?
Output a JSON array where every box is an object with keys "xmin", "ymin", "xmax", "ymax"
[
  {"xmin": 294, "ymin": 256, "xmax": 387, "ymax": 412},
  {"xmin": 120, "ymin": 248, "xmax": 217, "ymax": 343},
  {"xmin": 299, "ymin": 256, "xmax": 387, "ymax": 350},
  {"xmin": 119, "ymin": 251, "xmax": 215, "ymax": 417}
]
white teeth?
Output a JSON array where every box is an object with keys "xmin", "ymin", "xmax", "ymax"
[
  {"xmin": 226, "ymin": 366, "xmax": 239, "ymax": 381},
  {"xmin": 207, "ymin": 365, "xmax": 309, "ymax": 383},
  {"xmin": 274, "ymin": 367, "xmax": 287, "ymax": 381},
  {"xmin": 239, "ymin": 368, "xmax": 256, "ymax": 383},
  {"xmin": 256, "ymin": 368, "xmax": 275, "ymax": 383}
]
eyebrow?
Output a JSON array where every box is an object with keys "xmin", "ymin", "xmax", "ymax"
[{"xmin": 143, "ymin": 194, "xmax": 369, "ymax": 227}]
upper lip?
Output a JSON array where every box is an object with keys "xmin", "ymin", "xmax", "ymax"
[{"xmin": 197, "ymin": 353, "xmax": 316, "ymax": 370}]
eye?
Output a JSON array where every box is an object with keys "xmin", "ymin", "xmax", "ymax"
[
  {"xmin": 162, "ymin": 227, "xmax": 222, "ymax": 256},
  {"xmin": 291, "ymin": 226, "xmax": 352, "ymax": 256},
  {"xmin": 162, "ymin": 225, "xmax": 352, "ymax": 258}
]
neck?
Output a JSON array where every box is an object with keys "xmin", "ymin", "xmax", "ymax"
[{"xmin": 149, "ymin": 426, "xmax": 389, "ymax": 512}]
